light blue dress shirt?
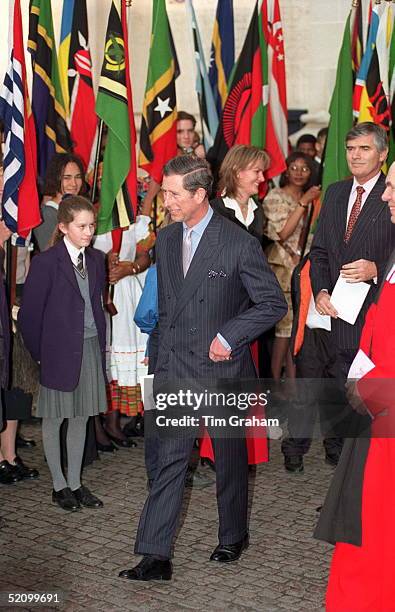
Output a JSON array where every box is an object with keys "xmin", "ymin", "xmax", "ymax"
[{"xmin": 183, "ymin": 206, "xmax": 231, "ymax": 351}]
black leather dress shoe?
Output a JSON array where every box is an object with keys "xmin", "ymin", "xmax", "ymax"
[
  {"xmin": 0, "ymin": 460, "xmax": 21, "ymax": 485},
  {"xmin": 73, "ymin": 486, "xmax": 103, "ymax": 508},
  {"xmin": 284, "ymin": 455, "xmax": 304, "ymax": 473},
  {"xmin": 105, "ymin": 432, "xmax": 137, "ymax": 448},
  {"xmin": 16, "ymin": 435, "xmax": 36, "ymax": 449},
  {"xmin": 210, "ymin": 534, "xmax": 249, "ymax": 563},
  {"xmin": 52, "ymin": 488, "xmax": 80, "ymax": 511},
  {"xmin": 12, "ymin": 456, "xmax": 39, "ymax": 480},
  {"xmin": 119, "ymin": 556, "xmax": 172, "ymax": 581}
]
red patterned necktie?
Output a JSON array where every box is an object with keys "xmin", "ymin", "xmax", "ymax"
[{"xmin": 344, "ymin": 185, "xmax": 364, "ymax": 243}]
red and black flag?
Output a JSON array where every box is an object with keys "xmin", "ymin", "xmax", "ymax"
[{"xmin": 68, "ymin": 0, "xmax": 97, "ymax": 168}]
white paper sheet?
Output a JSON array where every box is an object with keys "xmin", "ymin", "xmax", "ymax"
[
  {"xmin": 347, "ymin": 349, "xmax": 376, "ymax": 380},
  {"xmin": 330, "ymin": 275, "xmax": 370, "ymax": 325},
  {"xmin": 140, "ymin": 374, "xmax": 155, "ymax": 411}
]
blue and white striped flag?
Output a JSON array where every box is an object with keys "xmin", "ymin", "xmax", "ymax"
[
  {"xmin": 185, "ymin": 0, "xmax": 218, "ymax": 151},
  {"xmin": 0, "ymin": 0, "xmax": 40, "ymax": 246}
]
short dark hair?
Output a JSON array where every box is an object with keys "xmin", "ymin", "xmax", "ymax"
[
  {"xmin": 345, "ymin": 121, "xmax": 388, "ymax": 153},
  {"xmin": 279, "ymin": 152, "xmax": 315, "ymax": 190},
  {"xmin": 163, "ymin": 155, "xmax": 213, "ymax": 196},
  {"xmin": 43, "ymin": 153, "xmax": 87, "ymax": 198},
  {"xmin": 296, "ymin": 133, "xmax": 317, "ymax": 147},
  {"xmin": 177, "ymin": 111, "xmax": 196, "ymax": 128}
]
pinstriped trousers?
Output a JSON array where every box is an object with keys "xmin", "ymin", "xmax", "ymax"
[{"xmin": 135, "ymin": 435, "xmax": 249, "ymax": 558}]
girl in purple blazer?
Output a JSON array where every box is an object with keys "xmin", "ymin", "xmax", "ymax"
[{"xmin": 19, "ymin": 196, "xmax": 107, "ymax": 512}]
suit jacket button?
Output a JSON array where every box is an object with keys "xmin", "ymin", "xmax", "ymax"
[
  {"xmin": 171, "ymin": 347, "xmax": 175, "ymax": 352},
  {"xmin": 189, "ymin": 350, "xmax": 194, "ymax": 355},
  {"xmin": 199, "ymin": 298, "xmax": 204, "ymax": 303},
  {"xmin": 189, "ymin": 327, "xmax": 197, "ymax": 334},
  {"xmin": 170, "ymin": 325, "xmax": 175, "ymax": 330}
]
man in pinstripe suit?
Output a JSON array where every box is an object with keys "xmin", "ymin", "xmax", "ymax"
[
  {"xmin": 119, "ymin": 155, "xmax": 287, "ymax": 581},
  {"xmin": 309, "ymin": 122, "xmax": 395, "ymax": 462}
]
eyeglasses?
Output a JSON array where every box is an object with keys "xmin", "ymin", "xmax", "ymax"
[{"xmin": 288, "ymin": 165, "xmax": 311, "ymax": 174}]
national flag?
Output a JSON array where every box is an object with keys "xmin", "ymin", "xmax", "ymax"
[
  {"xmin": 95, "ymin": 0, "xmax": 137, "ymax": 234},
  {"xmin": 260, "ymin": 0, "xmax": 288, "ymax": 168},
  {"xmin": 352, "ymin": 1, "xmax": 384, "ymax": 122},
  {"xmin": 208, "ymin": 1, "xmax": 286, "ymax": 180},
  {"xmin": 67, "ymin": 0, "xmax": 97, "ymax": 168},
  {"xmin": 365, "ymin": 2, "xmax": 394, "ymax": 131},
  {"xmin": 321, "ymin": 9, "xmax": 354, "ymax": 196},
  {"xmin": 351, "ymin": 0, "xmax": 363, "ymax": 75},
  {"xmin": 139, "ymin": 0, "xmax": 178, "ymax": 185},
  {"xmin": 58, "ymin": 0, "xmax": 75, "ymax": 117},
  {"xmin": 0, "ymin": 0, "xmax": 40, "ymax": 242},
  {"xmin": 28, "ymin": 0, "xmax": 72, "ymax": 179},
  {"xmin": 208, "ymin": 0, "xmax": 234, "ymax": 117},
  {"xmin": 185, "ymin": 0, "xmax": 218, "ymax": 150}
]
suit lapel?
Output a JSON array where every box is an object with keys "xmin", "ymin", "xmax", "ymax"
[
  {"xmin": 334, "ymin": 181, "xmax": 352, "ymax": 255},
  {"xmin": 57, "ymin": 240, "xmax": 81, "ymax": 296},
  {"xmin": 85, "ymin": 248, "xmax": 97, "ymax": 298},
  {"xmin": 170, "ymin": 214, "xmax": 224, "ymax": 323},
  {"xmin": 345, "ymin": 175, "xmax": 386, "ymax": 258},
  {"xmin": 166, "ymin": 223, "xmax": 184, "ymax": 296}
]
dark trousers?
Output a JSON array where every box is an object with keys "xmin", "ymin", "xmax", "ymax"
[
  {"xmin": 135, "ymin": 433, "xmax": 248, "ymax": 558},
  {"xmin": 282, "ymin": 328, "xmax": 356, "ymax": 458}
]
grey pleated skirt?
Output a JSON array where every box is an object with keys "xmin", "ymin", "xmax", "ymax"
[{"xmin": 37, "ymin": 335, "xmax": 107, "ymax": 418}]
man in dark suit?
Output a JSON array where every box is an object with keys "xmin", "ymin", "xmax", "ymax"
[
  {"xmin": 309, "ymin": 122, "xmax": 395, "ymax": 461},
  {"xmin": 119, "ymin": 155, "xmax": 287, "ymax": 581}
]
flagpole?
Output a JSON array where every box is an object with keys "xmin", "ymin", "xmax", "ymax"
[{"xmin": 90, "ymin": 119, "xmax": 104, "ymax": 204}]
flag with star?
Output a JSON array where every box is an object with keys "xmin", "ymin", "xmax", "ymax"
[
  {"xmin": 139, "ymin": 0, "xmax": 179, "ymax": 184},
  {"xmin": 95, "ymin": 0, "xmax": 137, "ymax": 234}
]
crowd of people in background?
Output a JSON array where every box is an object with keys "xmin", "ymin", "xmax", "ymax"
[{"xmin": 2, "ymin": 113, "xmax": 395, "ymax": 607}]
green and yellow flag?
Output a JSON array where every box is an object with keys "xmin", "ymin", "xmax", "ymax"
[
  {"xmin": 95, "ymin": 0, "xmax": 136, "ymax": 234},
  {"xmin": 139, "ymin": 0, "xmax": 178, "ymax": 184}
]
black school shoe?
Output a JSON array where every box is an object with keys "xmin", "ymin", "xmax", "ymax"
[
  {"xmin": 12, "ymin": 456, "xmax": 39, "ymax": 480},
  {"xmin": 0, "ymin": 460, "xmax": 22, "ymax": 485},
  {"xmin": 52, "ymin": 488, "xmax": 80, "ymax": 512}
]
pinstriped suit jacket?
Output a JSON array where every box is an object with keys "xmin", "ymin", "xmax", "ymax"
[
  {"xmin": 309, "ymin": 174, "xmax": 395, "ymax": 350},
  {"xmin": 153, "ymin": 212, "xmax": 287, "ymax": 384}
]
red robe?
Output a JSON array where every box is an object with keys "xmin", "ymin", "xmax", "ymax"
[{"xmin": 326, "ymin": 273, "xmax": 395, "ymax": 612}]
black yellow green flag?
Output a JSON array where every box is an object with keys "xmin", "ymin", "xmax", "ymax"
[
  {"xmin": 139, "ymin": 0, "xmax": 178, "ymax": 184},
  {"xmin": 95, "ymin": 0, "xmax": 136, "ymax": 234}
]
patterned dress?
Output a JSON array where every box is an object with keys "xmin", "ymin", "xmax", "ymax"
[
  {"xmin": 94, "ymin": 217, "xmax": 155, "ymax": 416},
  {"xmin": 263, "ymin": 188, "xmax": 305, "ymax": 338}
]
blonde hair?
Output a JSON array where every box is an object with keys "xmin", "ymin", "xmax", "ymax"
[{"xmin": 218, "ymin": 145, "xmax": 270, "ymax": 198}]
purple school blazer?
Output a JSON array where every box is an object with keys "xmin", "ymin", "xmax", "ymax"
[{"xmin": 19, "ymin": 240, "xmax": 107, "ymax": 392}]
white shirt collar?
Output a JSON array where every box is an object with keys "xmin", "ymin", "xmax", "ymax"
[
  {"xmin": 63, "ymin": 236, "xmax": 85, "ymax": 266},
  {"xmin": 222, "ymin": 196, "xmax": 257, "ymax": 228},
  {"xmin": 351, "ymin": 172, "xmax": 381, "ymax": 198}
]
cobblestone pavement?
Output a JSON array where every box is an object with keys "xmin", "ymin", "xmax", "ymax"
[{"xmin": 0, "ymin": 421, "xmax": 334, "ymax": 612}]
